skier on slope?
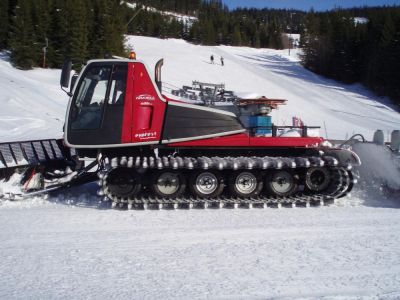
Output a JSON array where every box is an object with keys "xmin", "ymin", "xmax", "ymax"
[
  {"xmin": 210, "ymin": 55, "xmax": 214, "ymax": 64},
  {"xmin": 220, "ymin": 56, "xmax": 224, "ymax": 66}
]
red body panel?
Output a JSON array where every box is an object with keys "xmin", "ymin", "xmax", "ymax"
[
  {"xmin": 168, "ymin": 133, "xmax": 324, "ymax": 148},
  {"xmin": 121, "ymin": 61, "xmax": 323, "ymax": 149},
  {"xmin": 121, "ymin": 62, "xmax": 166, "ymax": 144}
]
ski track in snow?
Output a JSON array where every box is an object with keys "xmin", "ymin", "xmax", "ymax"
[{"xmin": 1, "ymin": 37, "xmax": 400, "ymax": 299}]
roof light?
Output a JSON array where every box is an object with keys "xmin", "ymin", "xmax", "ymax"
[{"xmin": 129, "ymin": 51, "xmax": 136, "ymax": 60}]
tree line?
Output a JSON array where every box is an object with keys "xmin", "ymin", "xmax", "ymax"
[
  {"xmin": 130, "ymin": 0, "xmax": 202, "ymax": 15},
  {"xmin": 301, "ymin": 7, "xmax": 400, "ymax": 105},
  {"xmin": 129, "ymin": 0, "xmax": 304, "ymax": 49},
  {"xmin": 0, "ymin": 0, "xmax": 302, "ymax": 70},
  {"xmin": 0, "ymin": 0, "xmax": 399, "ymax": 104},
  {"xmin": 0, "ymin": 0, "xmax": 127, "ymax": 69}
]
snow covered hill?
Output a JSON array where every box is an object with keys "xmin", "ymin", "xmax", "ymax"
[
  {"xmin": 0, "ymin": 52, "xmax": 68, "ymax": 142},
  {"xmin": 1, "ymin": 35, "xmax": 399, "ymax": 143},
  {"xmin": 1, "ymin": 36, "xmax": 400, "ymax": 300},
  {"xmin": 126, "ymin": 36, "xmax": 400, "ymax": 140}
]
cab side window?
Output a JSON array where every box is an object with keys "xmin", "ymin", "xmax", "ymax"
[
  {"xmin": 108, "ymin": 65, "xmax": 128, "ymax": 106},
  {"xmin": 71, "ymin": 66, "xmax": 111, "ymax": 130}
]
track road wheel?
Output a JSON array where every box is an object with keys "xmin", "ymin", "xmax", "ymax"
[
  {"xmin": 305, "ymin": 167, "xmax": 331, "ymax": 192},
  {"xmin": 266, "ymin": 170, "xmax": 298, "ymax": 197},
  {"xmin": 189, "ymin": 170, "xmax": 224, "ymax": 198},
  {"xmin": 106, "ymin": 168, "xmax": 142, "ymax": 198},
  {"xmin": 229, "ymin": 171, "xmax": 263, "ymax": 198},
  {"xmin": 151, "ymin": 170, "xmax": 186, "ymax": 198}
]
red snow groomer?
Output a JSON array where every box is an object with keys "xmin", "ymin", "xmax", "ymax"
[{"xmin": 0, "ymin": 57, "xmax": 361, "ymax": 209}]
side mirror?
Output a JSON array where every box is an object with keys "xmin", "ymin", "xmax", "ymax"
[
  {"xmin": 60, "ymin": 60, "xmax": 72, "ymax": 89},
  {"xmin": 71, "ymin": 74, "xmax": 78, "ymax": 92}
]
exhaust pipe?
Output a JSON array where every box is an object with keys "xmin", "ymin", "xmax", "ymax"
[{"xmin": 155, "ymin": 59, "xmax": 163, "ymax": 93}]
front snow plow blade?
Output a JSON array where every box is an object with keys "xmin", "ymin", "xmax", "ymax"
[
  {"xmin": 0, "ymin": 139, "xmax": 67, "ymax": 172},
  {"xmin": 0, "ymin": 139, "xmax": 99, "ymax": 200}
]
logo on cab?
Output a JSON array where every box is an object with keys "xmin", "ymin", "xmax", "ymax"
[{"xmin": 136, "ymin": 94, "xmax": 155, "ymax": 101}]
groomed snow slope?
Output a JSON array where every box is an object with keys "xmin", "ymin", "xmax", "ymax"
[
  {"xmin": 127, "ymin": 36, "xmax": 400, "ymax": 140},
  {"xmin": 0, "ymin": 53, "xmax": 67, "ymax": 143},
  {"xmin": 1, "ymin": 36, "xmax": 400, "ymax": 299},
  {"xmin": 1, "ymin": 194, "xmax": 400, "ymax": 299},
  {"xmin": 1, "ymin": 36, "xmax": 400, "ymax": 142}
]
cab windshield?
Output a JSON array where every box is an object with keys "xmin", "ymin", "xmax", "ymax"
[{"xmin": 71, "ymin": 66, "xmax": 112, "ymax": 130}]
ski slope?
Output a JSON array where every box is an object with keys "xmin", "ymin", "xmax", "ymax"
[
  {"xmin": 0, "ymin": 52, "xmax": 67, "ymax": 143},
  {"xmin": 127, "ymin": 36, "xmax": 400, "ymax": 140},
  {"xmin": 1, "ymin": 36, "xmax": 400, "ymax": 142},
  {"xmin": 1, "ymin": 36, "xmax": 400, "ymax": 299}
]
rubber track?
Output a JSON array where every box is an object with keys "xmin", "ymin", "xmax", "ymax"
[
  {"xmin": 98, "ymin": 155, "xmax": 355, "ymax": 209},
  {"xmin": 107, "ymin": 194, "xmax": 335, "ymax": 210}
]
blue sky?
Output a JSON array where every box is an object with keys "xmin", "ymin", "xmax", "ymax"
[{"xmin": 223, "ymin": 0, "xmax": 400, "ymax": 11}]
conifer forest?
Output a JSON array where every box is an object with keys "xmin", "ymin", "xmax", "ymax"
[{"xmin": 0, "ymin": 0, "xmax": 399, "ymax": 104}]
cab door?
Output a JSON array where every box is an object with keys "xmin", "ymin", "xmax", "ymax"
[
  {"xmin": 66, "ymin": 62, "xmax": 128, "ymax": 147},
  {"xmin": 128, "ymin": 62, "xmax": 166, "ymax": 145}
]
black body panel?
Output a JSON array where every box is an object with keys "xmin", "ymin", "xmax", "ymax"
[
  {"xmin": 162, "ymin": 104, "xmax": 243, "ymax": 142},
  {"xmin": 159, "ymin": 147, "xmax": 320, "ymax": 158},
  {"xmin": 68, "ymin": 105, "xmax": 124, "ymax": 145}
]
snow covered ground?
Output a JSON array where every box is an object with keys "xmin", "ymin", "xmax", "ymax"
[
  {"xmin": 1, "ymin": 36, "xmax": 400, "ymax": 299},
  {"xmin": 0, "ymin": 52, "xmax": 67, "ymax": 143},
  {"xmin": 1, "ymin": 191, "xmax": 400, "ymax": 299}
]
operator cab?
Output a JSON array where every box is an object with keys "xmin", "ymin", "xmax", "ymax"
[
  {"xmin": 61, "ymin": 58, "xmax": 168, "ymax": 149},
  {"xmin": 65, "ymin": 61, "xmax": 128, "ymax": 146},
  {"xmin": 60, "ymin": 58, "xmax": 244, "ymax": 150}
]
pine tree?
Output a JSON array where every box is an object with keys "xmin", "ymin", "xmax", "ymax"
[
  {"xmin": 31, "ymin": 0, "xmax": 51, "ymax": 67},
  {"xmin": 47, "ymin": 0, "xmax": 68, "ymax": 68},
  {"xmin": 376, "ymin": 12, "xmax": 400, "ymax": 101},
  {"xmin": 254, "ymin": 30, "xmax": 261, "ymax": 48},
  {"xmin": 152, "ymin": 14, "xmax": 163, "ymax": 37},
  {"xmin": 65, "ymin": 0, "xmax": 89, "ymax": 65},
  {"xmin": 189, "ymin": 21, "xmax": 201, "ymax": 43},
  {"xmin": 90, "ymin": 0, "xmax": 116, "ymax": 58},
  {"xmin": 9, "ymin": 0, "xmax": 38, "ymax": 69},
  {"xmin": 146, "ymin": 14, "xmax": 155, "ymax": 36},
  {"xmin": 203, "ymin": 20, "xmax": 216, "ymax": 45},
  {"xmin": 0, "ymin": 0, "xmax": 9, "ymax": 49},
  {"xmin": 232, "ymin": 25, "xmax": 241, "ymax": 46},
  {"xmin": 267, "ymin": 19, "xmax": 283, "ymax": 49}
]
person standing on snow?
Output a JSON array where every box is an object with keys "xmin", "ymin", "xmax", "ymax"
[
  {"xmin": 220, "ymin": 56, "xmax": 224, "ymax": 66},
  {"xmin": 210, "ymin": 55, "xmax": 214, "ymax": 64}
]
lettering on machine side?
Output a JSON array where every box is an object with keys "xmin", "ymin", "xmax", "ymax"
[
  {"xmin": 134, "ymin": 131, "xmax": 157, "ymax": 140},
  {"xmin": 136, "ymin": 94, "xmax": 155, "ymax": 101}
]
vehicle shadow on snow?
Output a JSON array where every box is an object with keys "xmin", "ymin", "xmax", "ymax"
[
  {"xmin": 44, "ymin": 183, "xmax": 400, "ymax": 211},
  {"xmin": 46, "ymin": 182, "xmax": 106, "ymax": 210}
]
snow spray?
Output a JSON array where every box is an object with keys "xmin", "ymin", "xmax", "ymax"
[{"xmin": 351, "ymin": 142, "xmax": 400, "ymax": 203}]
